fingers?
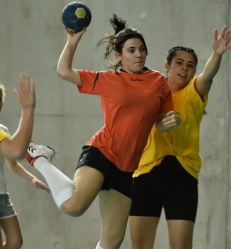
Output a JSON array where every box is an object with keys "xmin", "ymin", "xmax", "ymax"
[
  {"xmin": 225, "ymin": 29, "xmax": 231, "ymax": 46},
  {"xmin": 220, "ymin": 26, "xmax": 227, "ymax": 37},
  {"xmin": 162, "ymin": 111, "xmax": 182, "ymax": 128},
  {"xmin": 217, "ymin": 26, "xmax": 231, "ymax": 42},
  {"xmin": 164, "ymin": 111, "xmax": 180, "ymax": 118},
  {"xmin": 41, "ymin": 185, "xmax": 51, "ymax": 193},
  {"xmin": 212, "ymin": 26, "xmax": 231, "ymax": 54},
  {"xmin": 220, "ymin": 26, "xmax": 231, "ymax": 42},
  {"xmin": 18, "ymin": 73, "xmax": 35, "ymax": 91},
  {"xmin": 32, "ymin": 178, "xmax": 51, "ymax": 193},
  {"xmin": 213, "ymin": 29, "xmax": 218, "ymax": 42},
  {"xmin": 14, "ymin": 73, "xmax": 36, "ymax": 109},
  {"xmin": 165, "ymin": 110, "xmax": 175, "ymax": 116},
  {"xmin": 67, "ymin": 27, "xmax": 86, "ymax": 37},
  {"xmin": 67, "ymin": 26, "xmax": 86, "ymax": 34}
]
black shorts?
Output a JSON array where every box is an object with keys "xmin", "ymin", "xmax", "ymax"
[
  {"xmin": 130, "ymin": 156, "xmax": 198, "ymax": 222},
  {"xmin": 76, "ymin": 145, "xmax": 133, "ymax": 198}
]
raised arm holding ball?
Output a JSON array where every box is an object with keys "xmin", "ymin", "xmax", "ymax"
[{"xmin": 25, "ymin": 8, "xmax": 181, "ymax": 249}]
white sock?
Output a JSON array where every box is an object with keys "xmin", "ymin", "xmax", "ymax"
[
  {"xmin": 95, "ymin": 242, "xmax": 103, "ymax": 249},
  {"xmin": 34, "ymin": 157, "xmax": 73, "ymax": 208}
]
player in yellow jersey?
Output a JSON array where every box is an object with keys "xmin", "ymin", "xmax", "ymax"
[
  {"xmin": 0, "ymin": 74, "xmax": 35, "ymax": 160},
  {"xmin": 0, "ymin": 77, "xmax": 49, "ymax": 248},
  {"xmin": 130, "ymin": 26, "xmax": 231, "ymax": 249}
]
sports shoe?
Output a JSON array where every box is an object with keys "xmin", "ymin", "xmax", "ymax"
[{"xmin": 25, "ymin": 142, "xmax": 55, "ymax": 166}]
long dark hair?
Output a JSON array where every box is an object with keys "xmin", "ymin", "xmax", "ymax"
[
  {"xmin": 97, "ymin": 14, "xmax": 148, "ymax": 69},
  {"xmin": 166, "ymin": 46, "xmax": 198, "ymax": 66}
]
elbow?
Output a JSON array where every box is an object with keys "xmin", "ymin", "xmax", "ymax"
[
  {"xmin": 57, "ymin": 66, "xmax": 70, "ymax": 81},
  {"xmin": 9, "ymin": 145, "xmax": 27, "ymax": 160},
  {"xmin": 13, "ymin": 149, "xmax": 27, "ymax": 160},
  {"xmin": 1, "ymin": 139, "xmax": 27, "ymax": 160},
  {"xmin": 57, "ymin": 67, "xmax": 66, "ymax": 79}
]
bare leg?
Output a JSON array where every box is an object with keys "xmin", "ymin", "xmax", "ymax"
[
  {"xmin": 98, "ymin": 190, "xmax": 131, "ymax": 249},
  {"xmin": 61, "ymin": 165, "xmax": 104, "ymax": 216},
  {"xmin": 27, "ymin": 143, "xmax": 105, "ymax": 216},
  {"xmin": 0, "ymin": 216, "xmax": 23, "ymax": 249},
  {"xmin": 0, "ymin": 230, "xmax": 2, "ymax": 249},
  {"xmin": 167, "ymin": 220, "xmax": 194, "ymax": 249},
  {"xmin": 130, "ymin": 216, "xmax": 159, "ymax": 249}
]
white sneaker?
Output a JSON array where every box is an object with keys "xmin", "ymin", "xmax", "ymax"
[{"xmin": 26, "ymin": 142, "xmax": 55, "ymax": 166}]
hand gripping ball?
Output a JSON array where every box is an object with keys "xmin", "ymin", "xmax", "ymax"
[{"xmin": 61, "ymin": 1, "xmax": 92, "ymax": 33}]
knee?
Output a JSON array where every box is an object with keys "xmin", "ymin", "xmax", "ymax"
[
  {"xmin": 169, "ymin": 241, "xmax": 192, "ymax": 249},
  {"xmin": 102, "ymin": 231, "xmax": 125, "ymax": 249},
  {"xmin": 110, "ymin": 236, "xmax": 124, "ymax": 249},
  {"xmin": 7, "ymin": 237, "xmax": 23, "ymax": 249},
  {"xmin": 61, "ymin": 201, "xmax": 87, "ymax": 217}
]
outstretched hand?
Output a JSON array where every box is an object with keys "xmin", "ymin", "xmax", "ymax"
[
  {"xmin": 14, "ymin": 73, "xmax": 36, "ymax": 109},
  {"xmin": 213, "ymin": 26, "xmax": 231, "ymax": 55}
]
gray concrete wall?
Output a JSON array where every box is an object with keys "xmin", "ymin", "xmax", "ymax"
[{"xmin": 0, "ymin": 0, "xmax": 230, "ymax": 248}]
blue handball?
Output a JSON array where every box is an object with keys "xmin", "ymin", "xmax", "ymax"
[{"xmin": 61, "ymin": 1, "xmax": 92, "ymax": 33}]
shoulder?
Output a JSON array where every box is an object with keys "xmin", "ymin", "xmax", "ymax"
[
  {"xmin": 0, "ymin": 124, "xmax": 9, "ymax": 134},
  {"xmin": 180, "ymin": 77, "xmax": 208, "ymax": 105},
  {"xmin": 0, "ymin": 125, "xmax": 10, "ymax": 143},
  {"xmin": 145, "ymin": 69, "xmax": 166, "ymax": 81}
]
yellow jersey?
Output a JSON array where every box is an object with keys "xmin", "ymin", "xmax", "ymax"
[{"xmin": 134, "ymin": 77, "xmax": 208, "ymax": 179}]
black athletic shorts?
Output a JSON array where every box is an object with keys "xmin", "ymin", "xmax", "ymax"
[
  {"xmin": 76, "ymin": 145, "xmax": 133, "ymax": 198},
  {"xmin": 130, "ymin": 156, "xmax": 198, "ymax": 222}
]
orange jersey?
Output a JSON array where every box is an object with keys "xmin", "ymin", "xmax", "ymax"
[{"xmin": 78, "ymin": 69, "xmax": 172, "ymax": 172}]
